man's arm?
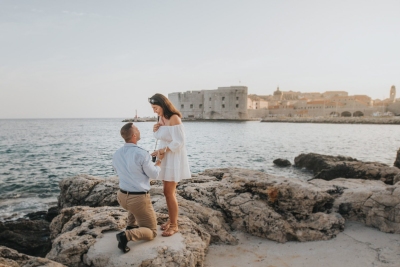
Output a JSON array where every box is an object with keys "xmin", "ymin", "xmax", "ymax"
[{"xmin": 142, "ymin": 153, "xmax": 161, "ymax": 179}]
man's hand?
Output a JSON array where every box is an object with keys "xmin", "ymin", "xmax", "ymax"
[
  {"xmin": 151, "ymin": 149, "xmax": 166, "ymax": 158},
  {"xmin": 153, "ymin": 150, "xmax": 164, "ymax": 167},
  {"xmin": 155, "ymin": 159, "xmax": 162, "ymax": 167}
]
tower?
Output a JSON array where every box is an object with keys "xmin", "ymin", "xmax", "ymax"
[
  {"xmin": 390, "ymin": 85, "xmax": 396, "ymax": 102},
  {"xmin": 273, "ymin": 86, "xmax": 283, "ymax": 101}
]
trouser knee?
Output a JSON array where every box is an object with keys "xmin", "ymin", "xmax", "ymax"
[{"xmin": 150, "ymin": 230, "xmax": 157, "ymax": 240}]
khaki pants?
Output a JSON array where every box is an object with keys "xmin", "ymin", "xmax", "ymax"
[{"xmin": 117, "ymin": 191, "xmax": 157, "ymax": 241}]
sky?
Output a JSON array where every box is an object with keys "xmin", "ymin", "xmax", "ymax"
[{"xmin": 1, "ymin": 0, "xmax": 399, "ymax": 119}]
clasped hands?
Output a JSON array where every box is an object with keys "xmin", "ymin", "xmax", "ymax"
[{"xmin": 151, "ymin": 148, "xmax": 166, "ymax": 166}]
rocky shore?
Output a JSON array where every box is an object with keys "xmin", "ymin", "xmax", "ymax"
[
  {"xmin": 261, "ymin": 116, "xmax": 400, "ymax": 124},
  {"xmin": 1, "ymin": 150, "xmax": 400, "ymax": 266}
]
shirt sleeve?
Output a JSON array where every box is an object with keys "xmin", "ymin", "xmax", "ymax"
[
  {"xmin": 142, "ymin": 151, "xmax": 161, "ymax": 179},
  {"xmin": 112, "ymin": 153, "xmax": 118, "ymax": 175},
  {"xmin": 167, "ymin": 124, "xmax": 185, "ymax": 152}
]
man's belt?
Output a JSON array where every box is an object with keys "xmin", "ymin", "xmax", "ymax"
[{"xmin": 120, "ymin": 189, "xmax": 148, "ymax": 195}]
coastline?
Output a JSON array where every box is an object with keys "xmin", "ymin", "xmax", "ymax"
[
  {"xmin": 122, "ymin": 117, "xmax": 400, "ymax": 124},
  {"xmin": 261, "ymin": 116, "xmax": 400, "ymax": 124}
]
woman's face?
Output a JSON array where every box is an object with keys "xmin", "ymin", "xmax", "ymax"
[{"xmin": 151, "ymin": 104, "xmax": 163, "ymax": 117}]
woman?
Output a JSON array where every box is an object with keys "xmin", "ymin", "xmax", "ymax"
[{"xmin": 149, "ymin": 93, "xmax": 191, "ymax": 237}]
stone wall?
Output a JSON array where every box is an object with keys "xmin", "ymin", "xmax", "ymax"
[
  {"xmin": 169, "ymin": 86, "xmax": 249, "ymax": 120},
  {"xmin": 388, "ymin": 102, "xmax": 400, "ymax": 116},
  {"xmin": 247, "ymin": 108, "xmax": 269, "ymax": 119}
]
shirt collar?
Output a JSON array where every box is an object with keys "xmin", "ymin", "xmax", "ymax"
[{"xmin": 124, "ymin": 143, "xmax": 138, "ymax": 147}]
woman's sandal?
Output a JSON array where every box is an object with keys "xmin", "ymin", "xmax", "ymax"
[
  {"xmin": 160, "ymin": 220, "xmax": 170, "ymax": 230},
  {"xmin": 162, "ymin": 224, "xmax": 179, "ymax": 237}
]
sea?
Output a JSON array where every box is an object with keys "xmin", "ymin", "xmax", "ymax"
[{"xmin": 1, "ymin": 118, "xmax": 400, "ymax": 221}]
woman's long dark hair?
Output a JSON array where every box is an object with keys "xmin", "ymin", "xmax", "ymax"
[{"xmin": 148, "ymin": 93, "xmax": 182, "ymax": 119}]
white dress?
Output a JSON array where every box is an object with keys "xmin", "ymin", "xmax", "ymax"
[{"xmin": 153, "ymin": 124, "xmax": 191, "ymax": 182}]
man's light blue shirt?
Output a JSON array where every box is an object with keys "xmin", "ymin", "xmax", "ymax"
[{"xmin": 112, "ymin": 143, "xmax": 160, "ymax": 192}]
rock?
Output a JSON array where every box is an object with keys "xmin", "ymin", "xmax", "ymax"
[
  {"xmin": 56, "ymin": 169, "xmax": 345, "ymax": 244},
  {"xmin": 57, "ymin": 173, "xmax": 236, "ymax": 245},
  {"xmin": 394, "ymin": 173, "xmax": 400, "ymax": 185},
  {"xmin": 47, "ymin": 206, "xmax": 127, "ymax": 266},
  {"xmin": 191, "ymin": 168, "xmax": 344, "ymax": 245},
  {"xmin": 209, "ymin": 168, "xmax": 345, "ymax": 243},
  {"xmin": 58, "ymin": 174, "xmax": 119, "ymax": 208},
  {"xmin": 0, "ymin": 206, "xmax": 60, "ymax": 258},
  {"xmin": 0, "ymin": 218, "xmax": 51, "ymax": 258},
  {"xmin": 46, "ymin": 207, "xmax": 210, "ymax": 267},
  {"xmin": 294, "ymin": 153, "xmax": 400, "ymax": 184},
  {"xmin": 0, "ymin": 246, "xmax": 66, "ymax": 267},
  {"xmin": 310, "ymin": 178, "xmax": 400, "ymax": 233},
  {"xmin": 175, "ymin": 170, "xmax": 345, "ymax": 244},
  {"xmin": 153, "ymin": 194, "xmax": 238, "ymax": 245},
  {"xmin": 25, "ymin": 206, "xmax": 60, "ymax": 222},
  {"xmin": 394, "ymin": 148, "xmax": 400, "ymax": 168},
  {"xmin": 273, "ymin": 158, "xmax": 292, "ymax": 167}
]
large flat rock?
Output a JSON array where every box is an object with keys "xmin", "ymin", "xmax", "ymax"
[
  {"xmin": 46, "ymin": 207, "xmax": 210, "ymax": 267},
  {"xmin": 84, "ymin": 227, "xmax": 185, "ymax": 267}
]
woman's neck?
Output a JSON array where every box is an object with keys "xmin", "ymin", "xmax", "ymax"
[{"xmin": 160, "ymin": 116, "xmax": 170, "ymax": 126}]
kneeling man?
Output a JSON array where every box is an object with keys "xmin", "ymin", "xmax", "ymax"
[{"xmin": 113, "ymin": 122, "xmax": 163, "ymax": 253}]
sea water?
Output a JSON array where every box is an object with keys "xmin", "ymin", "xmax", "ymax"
[{"xmin": 1, "ymin": 118, "xmax": 399, "ymax": 220}]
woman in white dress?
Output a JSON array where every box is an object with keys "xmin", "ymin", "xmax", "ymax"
[{"xmin": 149, "ymin": 93, "xmax": 191, "ymax": 237}]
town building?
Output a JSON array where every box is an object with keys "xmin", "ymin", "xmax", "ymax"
[
  {"xmin": 168, "ymin": 85, "xmax": 398, "ymax": 119},
  {"xmin": 168, "ymin": 86, "xmax": 248, "ymax": 119}
]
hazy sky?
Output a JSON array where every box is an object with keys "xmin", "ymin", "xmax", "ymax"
[{"xmin": 1, "ymin": 0, "xmax": 399, "ymax": 118}]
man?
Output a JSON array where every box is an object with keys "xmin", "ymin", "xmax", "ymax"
[{"xmin": 113, "ymin": 122, "xmax": 163, "ymax": 253}]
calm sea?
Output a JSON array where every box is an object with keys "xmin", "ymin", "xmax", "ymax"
[{"xmin": 1, "ymin": 118, "xmax": 399, "ymax": 220}]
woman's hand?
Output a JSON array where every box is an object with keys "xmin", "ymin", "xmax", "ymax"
[
  {"xmin": 151, "ymin": 149, "xmax": 166, "ymax": 159},
  {"xmin": 153, "ymin": 123, "xmax": 160, "ymax": 132},
  {"xmin": 153, "ymin": 150, "xmax": 164, "ymax": 166}
]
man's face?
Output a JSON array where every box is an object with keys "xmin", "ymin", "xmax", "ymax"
[
  {"xmin": 151, "ymin": 104, "xmax": 163, "ymax": 116},
  {"xmin": 133, "ymin": 125, "xmax": 141, "ymax": 141}
]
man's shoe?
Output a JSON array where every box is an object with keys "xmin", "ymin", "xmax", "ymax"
[
  {"xmin": 116, "ymin": 231, "xmax": 130, "ymax": 253},
  {"xmin": 126, "ymin": 225, "xmax": 139, "ymax": 230}
]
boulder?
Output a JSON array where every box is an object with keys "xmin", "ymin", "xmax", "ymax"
[
  {"xmin": 394, "ymin": 173, "xmax": 400, "ymax": 185},
  {"xmin": 25, "ymin": 207, "xmax": 60, "ymax": 222},
  {"xmin": 394, "ymin": 148, "xmax": 400, "ymax": 169},
  {"xmin": 198, "ymin": 168, "xmax": 345, "ymax": 243},
  {"xmin": 46, "ymin": 207, "xmax": 210, "ymax": 267},
  {"xmin": 310, "ymin": 178, "xmax": 400, "ymax": 233},
  {"xmin": 58, "ymin": 174, "xmax": 119, "ymax": 209},
  {"xmin": 273, "ymin": 158, "xmax": 292, "ymax": 167},
  {"xmin": 294, "ymin": 153, "xmax": 400, "ymax": 184},
  {"xmin": 0, "ymin": 246, "xmax": 66, "ymax": 267},
  {"xmin": 56, "ymin": 169, "xmax": 345, "ymax": 244},
  {"xmin": 153, "ymin": 194, "xmax": 237, "ymax": 245},
  {"xmin": 0, "ymin": 218, "xmax": 51, "ymax": 258},
  {"xmin": 57, "ymin": 173, "xmax": 236, "ymax": 245}
]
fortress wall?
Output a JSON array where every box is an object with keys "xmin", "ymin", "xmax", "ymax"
[
  {"xmin": 169, "ymin": 91, "xmax": 205, "ymax": 118},
  {"xmin": 388, "ymin": 102, "xmax": 400, "ymax": 115},
  {"xmin": 247, "ymin": 109, "xmax": 269, "ymax": 119},
  {"xmin": 169, "ymin": 86, "xmax": 249, "ymax": 120},
  {"xmin": 203, "ymin": 87, "xmax": 248, "ymax": 119}
]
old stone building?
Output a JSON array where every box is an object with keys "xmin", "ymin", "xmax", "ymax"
[
  {"xmin": 168, "ymin": 86, "xmax": 248, "ymax": 119},
  {"xmin": 168, "ymin": 85, "xmax": 397, "ymax": 119}
]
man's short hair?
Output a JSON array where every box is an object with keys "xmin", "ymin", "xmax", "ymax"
[{"xmin": 120, "ymin": 123, "xmax": 134, "ymax": 142}]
